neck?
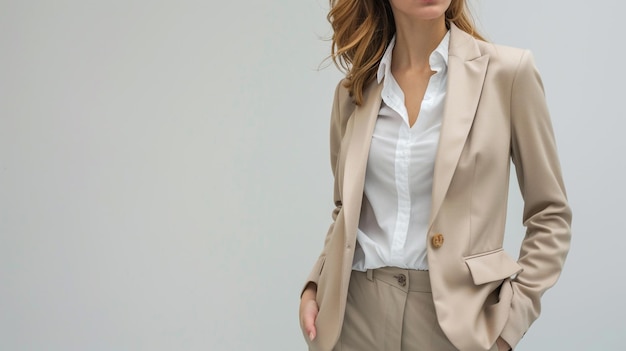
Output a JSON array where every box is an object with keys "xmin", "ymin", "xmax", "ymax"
[{"xmin": 391, "ymin": 16, "xmax": 448, "ymax": 71}]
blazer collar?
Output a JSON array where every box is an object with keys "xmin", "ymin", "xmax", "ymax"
[
  {"xmin": 448, "ymin": 22, "xmax": 486, "ymax": 61},
  {"xmin": 341, "ymin": 81, "xmax": 383, "ymax": 241},
  {"xmin": 429, "ymin": 23, "xmax": 490, "ymax": 229}
]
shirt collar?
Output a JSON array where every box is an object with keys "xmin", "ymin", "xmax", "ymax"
[{"xmin": 376, "ymin": 31, "xmax": 450, "ymax": 84}]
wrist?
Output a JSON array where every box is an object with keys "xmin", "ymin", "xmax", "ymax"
[{"xmin": 302, "ymin": 282, "xmax": 317, "ymax": 300}]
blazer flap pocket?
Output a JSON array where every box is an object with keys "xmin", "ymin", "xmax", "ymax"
[{"xmin": 464, "ymin": 249, "xmax": 523, "ymax": 285}]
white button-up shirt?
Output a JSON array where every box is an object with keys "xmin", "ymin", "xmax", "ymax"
[{"xmin": 352, "ymin": 31, "xmax": 450, "ymax": 271}]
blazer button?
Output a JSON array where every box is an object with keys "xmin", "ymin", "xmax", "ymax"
[{"xmin": 431, "ymin": 233, "xmax": 444, "ymax": 248}]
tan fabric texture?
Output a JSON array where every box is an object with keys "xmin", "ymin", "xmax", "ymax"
[
  {"xmin": 333, "ymin": 268, "xmax": 499, "ymax": 351},
  {"xmin": 303, "ymin": 23, "xmax": 571, "ymax": 351}
]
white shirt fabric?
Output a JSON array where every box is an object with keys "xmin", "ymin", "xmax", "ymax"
[{"xmin": 352, "ymin": 31, "xmax": 450, "ymax": 272}]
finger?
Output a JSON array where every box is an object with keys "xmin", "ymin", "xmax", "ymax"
[
  {"xmin": 306, "ymin": 322, "xmax": 316, "ymax": 341},
  {"xmin": 303, "ymin": 305, "xmax": 318, "ymax": 340}
]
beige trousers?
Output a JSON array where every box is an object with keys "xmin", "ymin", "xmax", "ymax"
[{"xmin": 333, "ymin": 268, "xmax": 497, "ymax": 351}]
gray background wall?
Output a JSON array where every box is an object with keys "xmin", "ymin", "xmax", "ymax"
[{"xmin": 0, "ymin": 0, "xmax": 623, "ymax": 350}]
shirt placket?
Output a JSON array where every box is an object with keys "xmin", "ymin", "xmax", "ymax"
[{"xmin": 391, "ymin": 120, "xmax": 411, "ymax": 262}]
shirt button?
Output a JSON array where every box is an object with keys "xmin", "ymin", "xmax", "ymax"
[{"xmin": 431, "ymin": 233, "xmax": 444, "ymax": 248}]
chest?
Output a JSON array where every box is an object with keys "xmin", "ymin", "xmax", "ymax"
[{"xmin": 393, "ymin": 69, "xmax": 436, "ymax": 127}]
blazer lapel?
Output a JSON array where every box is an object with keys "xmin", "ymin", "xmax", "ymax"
[
  {"xmin": 429, "ymin": 24, "xmax": 490, "ymax": 228},
  {"xmin": 342, "ymin": 81, "xmax": 383, "ymax": 243}
]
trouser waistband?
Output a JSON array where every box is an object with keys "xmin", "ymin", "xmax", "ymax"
[{"xmin": 362, "ymin": 267, "xmax": 431, "ymax": 293}]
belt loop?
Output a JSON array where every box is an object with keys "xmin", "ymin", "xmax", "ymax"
[{"xmin": 366, "ymin": 269, "xmax": 374, "ymax": 281}]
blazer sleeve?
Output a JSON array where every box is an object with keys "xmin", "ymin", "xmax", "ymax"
[
  {"xmin": 501, "ymin": 50, "xmax": 573, "ymax": 348},
  {"xmin": 300, "ymin": 80, "xmax": 347, "ymax": 296}
]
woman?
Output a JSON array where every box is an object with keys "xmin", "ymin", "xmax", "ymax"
[{"xmin": 299, "ymin": 0, "xmax": 571, "ymax": 350}]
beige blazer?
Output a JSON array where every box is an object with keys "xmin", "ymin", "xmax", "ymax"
[{"xmin": 303, "ymin": 24, "xmax": 571, "ymax": 351}]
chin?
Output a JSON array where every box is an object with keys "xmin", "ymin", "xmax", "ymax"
[{"xmin": 390, "ymin": 0, "xmax": 451, "ymax": 21}]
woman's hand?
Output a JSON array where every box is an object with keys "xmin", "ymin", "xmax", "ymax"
[
  {"xmin": 496, "ymin": 336, "xmax": 511, "ymax": 351},
  {"xmin": 299, "ymin": 283, "xmax": 319, "ymax": 341}
]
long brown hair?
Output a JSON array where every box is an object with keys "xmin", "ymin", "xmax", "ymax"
[{"xmin": 328, "ymin": 0, "xmax": 484, "ymax": 105}]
